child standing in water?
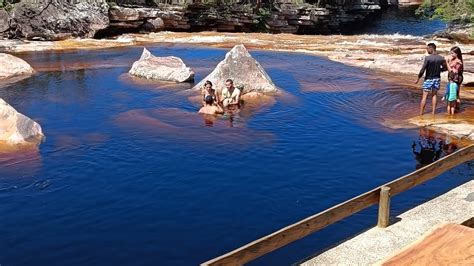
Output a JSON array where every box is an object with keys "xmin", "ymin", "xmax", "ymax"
[{"xmin": 442, "ymin": 47, "xmax": 463, "ymax": 115}]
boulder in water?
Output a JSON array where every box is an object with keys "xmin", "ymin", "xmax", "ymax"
[
  {"xmin": 192, "ymin": 44, "xmax": 278, "ymax": 94},
  {"xmin": 129, "ymin": 48, "xmax": 194, "ymax": 83},
  {"xmin": 0, "ymin": 98, "xmax": 44, "ymax": 145},
  {"xmin": 0, "ymin": 53, "xmax": 34, "ymax": 79}
]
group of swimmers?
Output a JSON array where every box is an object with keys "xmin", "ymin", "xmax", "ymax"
[
  {"xmin": 198, "ymin": 78, "xmax": 241, "ymax": 115},
  {"xmin": 416, "ymin": 43, "xmax": 464, "ymax": 116}
]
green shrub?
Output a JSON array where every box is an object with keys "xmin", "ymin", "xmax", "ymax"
[{"xmin": 417, "ymin": 0, "xmax": 474, "ymax": 22}]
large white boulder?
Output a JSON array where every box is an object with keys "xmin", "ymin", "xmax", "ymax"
[
  {"xmin": 0, "ymin": 53, "xmax": 34, "ymax": 79},
  {"xmin": 192, "ymin": 44, "xmax": 278, "ymax": 94},
  {"xmin": 129, "ymin": 48, "xmax": 194, "ymax": 83},
  {"xmin": 0, "ymin": 98, "xmax": 44, "ymax": 144}
]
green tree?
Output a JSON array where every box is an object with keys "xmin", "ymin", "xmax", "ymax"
[{"xmin": 418, "ymin": 0, "xmax": 474, "ymax": 22}]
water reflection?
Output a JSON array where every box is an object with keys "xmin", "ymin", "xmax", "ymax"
[
  {"xmin": 114, "ymin": 108, "xmax": 274, "ymax": 147},
  {"xmin": 0, "ymin": 143, "xmax": 42, "ymax": 177},
  {"xmin": 411, "ymin": 128, "xmax": 458, "ymax": 169}
]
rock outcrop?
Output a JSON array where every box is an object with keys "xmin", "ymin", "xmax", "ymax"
[
  {"xmin": 142, "ymin": 17, "xmax": 164, "ymax": 32},
  {"xmin": 433, "ymin": 23, "xmax": 474, "ymax": 44},
  {"xmin": 0, "ymin": 10, "xmax": 9, "ymax": 33},
  {"xmin": 0, "ymin": 98, "xmax": 44, "ymax": 145},
  {"xmin": 129, "ymin": 48, "xmax": 194, "ymax": 82},
  {"xmin": 193, "ymin": 44, "xmax": 278, "ymax": 95},
  {"xmin": 7, "ymin": 0, "xmax": 109, "ymax": 40},
  {"xmin": 0, "ymin": 53, "xmax": 34, "ymax": 79},
  {"xmin": 101, "ymin": 1, "xmax": 381, "ymax": 36}
]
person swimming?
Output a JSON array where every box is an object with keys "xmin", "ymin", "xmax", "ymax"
[{"xmin": 199, "ymin": 95, "xmax": 224, "ymax": 115}]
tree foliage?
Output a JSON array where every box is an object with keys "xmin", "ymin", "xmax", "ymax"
[{"xmin": 417, "ymin": 0, "xmax": 474, "ymax": 22}]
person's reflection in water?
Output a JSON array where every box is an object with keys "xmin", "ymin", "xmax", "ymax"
[
  {"xmin": 440, "ymin": 136, "xmax": 458, "ymax": 157},
  {"xmin": 411, "ymin": 129, "xmax": 458, "ymax": 169},
  {"xmin": 204, "ymin": 115, "xmax": 215, "ymax": 127}
]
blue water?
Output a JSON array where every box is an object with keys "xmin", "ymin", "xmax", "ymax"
[
  {"xmin": 354, "ymin": 6, "xmax": 446, "ymax": 36},
  {"xmin": 0, "ymin": 46, "xmax": 472, "ymax": 266}
]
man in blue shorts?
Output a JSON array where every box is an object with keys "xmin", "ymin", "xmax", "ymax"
[{"xmin": 415, "ymin": 43, "xmax": 447, "ymax": 115}]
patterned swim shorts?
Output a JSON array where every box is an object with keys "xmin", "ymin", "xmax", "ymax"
[{"xmin": 422, "ymin": 78, "xmax": 441, "ymax": 92}]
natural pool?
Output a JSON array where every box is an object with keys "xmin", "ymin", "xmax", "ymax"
[{"xmin": 0, "ymin": 46, "xmax": 472, "ymax": 266}]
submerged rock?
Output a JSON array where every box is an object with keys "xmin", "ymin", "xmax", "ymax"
[
  {"xmin": 0, "ymin": 99, "xmax": 44, "ymax": 145},
  {"xmin": 0, "ymin": 53, "xmax": 34, "ymax": 79},
  {"xmin": 8, "ymin": 0, "xmax": 109, "ymax": 40},
  {"xmin": 193, "ymin": 44, "xmax": 278, "ymax": 94},
  {"xmin": 129, "ymin": 48, "xmax": 194, "ymax": 82}
]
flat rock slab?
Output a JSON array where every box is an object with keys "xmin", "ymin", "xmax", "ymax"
[
  {"xmin": 129, "ymin": 48, "xmax": 194, "ymax": 83},
  {"xmin": 408, "ymin": 116, "xmax": 474, "ymax": 141}
]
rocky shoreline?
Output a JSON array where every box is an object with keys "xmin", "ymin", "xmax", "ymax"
[{"xmin": 0, "ymin": 1, "xmax": 387, "ymax": 40}]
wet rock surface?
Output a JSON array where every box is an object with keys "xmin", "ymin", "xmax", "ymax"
[
  {"xmin": 129, "ymin": 47, "xmax": 194, "ymax": 82},
  {"xmin": 408, "ymin": 116, "xmax": 474, "ymax": 141}
]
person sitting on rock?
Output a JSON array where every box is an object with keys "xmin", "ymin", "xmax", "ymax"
[
  {"xmin": 221, "ymin": 79, "xmax": 241, "ymax": 108},
  {"xmin": 201, "ymin": 80, "xmax": 219, "ymax": 107},
  {"xmin": 199, "ymin": 95, "xmax": 224, "ymax": 115}
]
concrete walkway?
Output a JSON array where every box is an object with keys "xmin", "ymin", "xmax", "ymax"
[{"xmin": 300, "ymin": 180, "xmax": 474, "ymax": 265}]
